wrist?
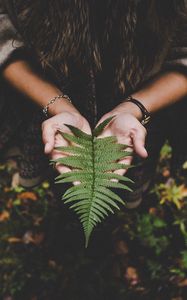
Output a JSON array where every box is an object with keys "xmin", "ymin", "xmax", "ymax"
[
  {"xmin": 48, "ymin": 97, "xmax": 78, "ymax": 116},
  {"xmin": 114, "ymin": 95, "xmax": 151, "ymax": 125},
  {"xmin": 114, "ymin": 101, "xmax": 142, "ymax": 121}
]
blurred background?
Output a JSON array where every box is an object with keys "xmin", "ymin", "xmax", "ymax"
[{"xmin": 0, "ymin": 140, "xmax": 187, "ymax": 300}]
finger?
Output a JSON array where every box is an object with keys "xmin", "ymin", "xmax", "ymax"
[
  {"xmin": 53, "ymin": 120, "xmax": 91, "ymax": 174},
  {"xmin": 42, "ymin": 123, "xmax": 58, "ymax": 154},
  {"xmin": 109, "ymin": 132, "xmax": 133, "ymax": 177},
  {"xmin": 72, "ymin": 120, "xmax": 90, "ymax": 184},
  {"xmin": 82, "ymin": 120, "xmax": 92, "ymax": 135},
  {"xmin": 113, "ymin": 155, "xmax": 133, "ymax": 177},
  {"xmin": 51, "ymin": 132, "xmax": 71, "ymax": 174},
  {"xmin": 56, "ymin": 165, "xmax": 71, "ymax": 174},
  {"xmin": 131, "ymin": 129, "xmax": 148, "ymax": 158},
  {"xmin": 54, "ymin": 134, "xmax": 80, "ymax": 179}
]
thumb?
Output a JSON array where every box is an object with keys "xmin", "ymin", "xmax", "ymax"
[
  {"xmin": 42, "ymin": 124, "xmax": 56, "ymax": 154},
  {"xmin": 131, "ymin": 130, "xmax": 148, "ymax": 158}
]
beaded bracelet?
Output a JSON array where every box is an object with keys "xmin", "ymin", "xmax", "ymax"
[{"xmin": 42, "ymin": 94, "xmax": 72, "ymax": 118}]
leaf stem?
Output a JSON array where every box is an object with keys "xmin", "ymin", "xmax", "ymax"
[{"xmin": 85, "ymin": 134, "xmax": 96, "ymax": 247}]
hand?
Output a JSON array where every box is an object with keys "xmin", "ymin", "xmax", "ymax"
[
  {"xmin": 42, "ymin": 111, "xmax": 91, "ymax": 174},
  {"xmin": 96, "ymin": 106, "xmax": 148, "ymax": 176}
]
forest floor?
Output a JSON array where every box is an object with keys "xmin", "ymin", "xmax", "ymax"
[{"xmin": 0, "ymin": 142, "xmax": 187, "ymax": 300}]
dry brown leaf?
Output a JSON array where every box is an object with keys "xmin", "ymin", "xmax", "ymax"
[
  {"xmin": 7, "ymin": 237, "xmax": 22, "ymax": 243},
  {"xmin": 162, "ymin": 168, "xmax": 170, "ymax": 177},
  {"xmin": 177, "ymin": 278, "xmax": 187, "ymax": 287},
  {"xmin": 125, "ymin": 266, "xmax": 139, "ymax": 285},
  {"xmin": 18, "ymin": 192, "xmax": 38, "ymax": 201},
  {"xmin": 11, "ymin": 172, "xmax": 20, "ymax": 188},
  {"xmin": 6, "ymin": 199, "xmax": 13, "ymax": 209},
  {"xmin": 4, "ymin": 187, "xmax": 11, "ymax": 193},
  {"xmin": 0, "ymin": 210, "xmax": 10, "ymax": 222},
  {"xmin": 149, "ymin": 207, "xmax": 158, "ymax": 215}
]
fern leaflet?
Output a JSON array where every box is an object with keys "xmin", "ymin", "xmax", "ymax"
[{"xmin": 52, "ymin": 116, "xmax": 133, "ymax": 247}]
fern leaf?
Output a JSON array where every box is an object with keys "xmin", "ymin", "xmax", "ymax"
[
  {"xmin": 64, "ymin": 194, "xmax": 90, "ymax": 203},
  {"xmin": 94, "ymin": 192, "xmax": 120, "ymax": 210},
  {"xmin": 55, "ymin": 146, "xmax": 91, "ymax": 156},
  {"xmin": 93, "ymin": 116, "xmax": 115, "ymax": 136},
  {"xmin": 62, "ymin": 184, "xmax": 87, "ymax": 197},
  {"xmin": 53, "ymin": 116, "xmax": 133, "ymax": 247},
  {"xmin": 93, "ymin": 179, "xmax": 132, "ymax": 191},
  {"xmin": 63, "ymin": 124, "xmax": 92, "ymax": 141},
  {"xmin": 94, "ymin": 135, "xmax": 117, "ymax": 145},
  {"xmin": 94, "ymin": 172, "xmax": 134, "ymax": 183},
  {"xmin": 60, "ymin": 132, "xmax": 92, "ymax": 147},
  {"xmin": 63, "ymin": 188, "xmax": 90, "ymax": 200}
]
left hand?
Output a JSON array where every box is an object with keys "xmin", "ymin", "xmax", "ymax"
[
  {"xmin": 95, "ymin": 105, "xmax": 148, "ymax": 176},
  {"xmin": 42, "ymin": 110, "xmax": 91, "ymax": 174}
]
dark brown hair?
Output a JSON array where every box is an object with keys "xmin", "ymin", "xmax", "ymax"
[{"xmin": 9, "ymin": 0, "xmax": 187, "ymax": 91}]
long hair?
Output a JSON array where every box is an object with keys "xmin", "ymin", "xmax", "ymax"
[{"xmin": 8, "ymin": 0, "xmax": 187, "ymax": 92}]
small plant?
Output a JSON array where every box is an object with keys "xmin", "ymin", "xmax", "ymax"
[
  {"xmin": 155, "ymin": 179, "xmax": 187, "ymax": 209},
  {"xmin": 52, "ymin": 117, "xmax": 133, "ymax": 247}
]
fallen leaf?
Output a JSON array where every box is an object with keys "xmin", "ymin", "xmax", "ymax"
[
  {"xmin": 162, "ymin": 168, "xmax": 170, "ymax": 177},
  {"xmin": 11, "ymin": 172, "xmax": 20, "ymax": 188},
  {"xmin": 149, "ymin": 207, "xmax": 158, "ymax": 215},
  {"xmin": 0, "ymin": 210, "xmax": 10, "ymax": 222},
  {"xmin": 125, "ymin": 266, "xmax": 139, "ymax": 286},
  {"xmin": 7, "ymin": 237, "xmax": 22, "ymax": 243},
  {"xmin": 18, "ymin": 192, "xmax": 38, "ymax": 201},
  {"xmin": 4, "ymin": 187, "xmax": 11, "ymax": 193},
  {"xmin": 177, "ymin": 278, "xmax": 187, "ymax": 287},
  {"xmin": 6, "ymin": 199, "xmax": 13, "ymax": 209}
]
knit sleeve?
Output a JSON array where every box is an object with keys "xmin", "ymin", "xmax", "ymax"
[
  {"xmin": 162, "ymin": 3, "xmax": 187, "ymax": 73},
  {"xmin": 163, "ymin": 43, "xmax": 187, "ymax": 73},
  {"xmin": 0, "ymin": 0, "xmax": 24, "ymax": 69}
]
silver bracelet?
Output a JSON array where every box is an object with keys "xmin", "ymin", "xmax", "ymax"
[{"xmin": 42, "ymin": 94, "xmax": 72, "ymax": 118}]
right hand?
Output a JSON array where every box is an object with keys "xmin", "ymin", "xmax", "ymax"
[
  {"xmin": 42, "ymin": 111, "xmax": 91, "ymax": 174},
  {"xmin": 95, "ymin": 111, "xmax": 147, "ymax": 176}
]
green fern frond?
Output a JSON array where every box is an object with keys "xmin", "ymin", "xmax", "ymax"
[{"xmin": 53, "ymin": 116, "xmax": 133, "ymax": 247}]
